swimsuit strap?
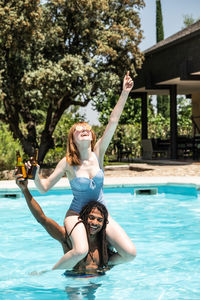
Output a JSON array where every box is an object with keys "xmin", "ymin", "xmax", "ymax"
[{"xmin": 68, "ymin": 220, "xmax": 84, "ymax": 237}]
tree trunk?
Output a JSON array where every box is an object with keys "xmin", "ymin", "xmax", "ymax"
[{"xmin": 38, "ymin": 131, "xmax": 55, "ymax": 163}]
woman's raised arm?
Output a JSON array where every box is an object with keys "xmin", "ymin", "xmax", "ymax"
[{"xmin": 94, "ymin": 71, "xmax": 134, "ymax": 165}]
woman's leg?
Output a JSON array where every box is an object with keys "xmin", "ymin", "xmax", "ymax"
[
  {"xmin": 106, "ymin": 215, "xmax": 136, "ymax": 265},
  {"xmin": 52, "ymin": 215, "xmax": 89, "ymax": 270}
]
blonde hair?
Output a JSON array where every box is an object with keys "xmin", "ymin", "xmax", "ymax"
[{"xmin": 66, "ymin": 122, "xmax": 96, "ymax": 166}]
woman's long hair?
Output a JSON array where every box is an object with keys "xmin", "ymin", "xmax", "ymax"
[
  {"xmin": 79, "ymin": 201, "xmax": 109, "ymax": 268},
  {"xmin": 66, "ymin": 122, "xmax": 96, "ymax": 166}
]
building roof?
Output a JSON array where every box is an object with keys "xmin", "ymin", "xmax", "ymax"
[
  {"xmin": 144, "ymin": 19, "xmax": 200, "ymax": 55},
  {"xmin": 132, "ymin": 20, "xmax": 200, "ymax": 95}
]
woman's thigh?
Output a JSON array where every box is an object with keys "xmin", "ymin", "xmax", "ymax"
[
  {"xmin": 64, "ymin": 215, "xmax": 88, "ymax": 253},
  {"xmin": 106, "ymin": 215, "xmax": 136, "ymax": 257}
]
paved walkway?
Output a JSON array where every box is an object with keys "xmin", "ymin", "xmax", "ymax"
[
  {"xmin": 1, "ymin": 160, "xmax": 200, "ymax": 191},
  {"xmin": 103, "ymin": 161, "xmax": 200, "ymax": 186},
  {"xmin": 105, "ymin": 161, "xmax": 200, "ymax": 177}
]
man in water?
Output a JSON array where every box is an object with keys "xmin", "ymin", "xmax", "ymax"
[{"xmin": 16, "ymin": 174, "xmax": 115, "ymax": 275}]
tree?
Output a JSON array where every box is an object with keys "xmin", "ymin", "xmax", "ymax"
[
  {"xmin": 156, "ymin": 0, "xmax": 164, "ymax": 42},
  {"xmin": 94, "ymin": 91, "xmax": 141, "ymax": 126},
  {"xmin": 0, "ymin": 123, "xmax": 23, "ymax": 171},
  {"xmin": 182, "ymin": 14, "xmax": 198, "ymax": 29},
  {"xmin": 155, "ymin": 0, "xmax": 169, "ymax": 118},
  {"xmin": 0, "ymin": 0, "xmax": 145, "ymax": 162},
  {"xmin": 94, "ymin": 91, "xmax": 143, "ymax": 161}
]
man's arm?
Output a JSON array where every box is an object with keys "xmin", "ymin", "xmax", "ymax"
[{"xmin": 16, "ymin": 175, "xmax": 66, "ymax": 243}]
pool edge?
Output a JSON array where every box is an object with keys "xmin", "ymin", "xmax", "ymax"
[{"xmin": 1, "ymin": 176, "xmax": 200, "ymax": 192}]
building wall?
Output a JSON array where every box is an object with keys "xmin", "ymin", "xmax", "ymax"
[{"xmin": 192, "ymin": 92, "xmax": 200, "ymax": 134}]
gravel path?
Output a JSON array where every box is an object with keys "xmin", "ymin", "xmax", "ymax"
[{"xmin": 104, "ymin": 161, "xmax": 200, "ymax": 177}]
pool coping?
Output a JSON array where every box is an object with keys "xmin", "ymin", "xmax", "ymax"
[{"xmin": 1, "ymin": 176, "xmax": 200, "ymax": 192}]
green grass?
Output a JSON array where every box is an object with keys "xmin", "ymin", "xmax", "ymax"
[{"xmin": 106, "ymin": 161, "xmax": 130, "ymax": 165}]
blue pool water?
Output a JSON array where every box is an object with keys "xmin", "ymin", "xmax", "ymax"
[{"xmin": 0, "ymin": 185, "xmax": 200, "ymax": 299}]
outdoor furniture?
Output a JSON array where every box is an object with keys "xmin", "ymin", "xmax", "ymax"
[
  {"xmin": 193, "ymin": 135, "xmax": 200, "ymax": 160},
  {"xmin": 141, "ymin": 139, "xmax": 169, "ymax": 160},
  {"xmin": 177, "ymin": 136, "xmax": 193, "ymax": 158},
  {"xmin": 141, "ymin": 136, "xmax": 200, "ymax": 161}
]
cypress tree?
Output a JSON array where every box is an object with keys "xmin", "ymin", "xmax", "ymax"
[
  {"xmin": 156, "ymin": 0, "xmax": 164, "ymax": 42},
  {"xmin": 156, "ymin": 0, "xmax": 169, "ymax": 118}
]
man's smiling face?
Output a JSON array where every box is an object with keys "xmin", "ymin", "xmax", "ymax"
[{"xmin": 87, "ymin": 208, "xmax": 104, "ymax": 235}]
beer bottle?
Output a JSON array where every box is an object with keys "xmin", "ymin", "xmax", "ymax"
[
  {"xmin": 16, "ymin": 151, "xmax": 27, "ymax": 178},
  {"xmin": 28, "ymin": 148, "xmax": 38, "ymax": 180}
]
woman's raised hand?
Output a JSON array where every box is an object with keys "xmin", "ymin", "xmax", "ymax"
[{"xmin": 123, "ymin": 71, "xmax": 134, "ymax": 92}]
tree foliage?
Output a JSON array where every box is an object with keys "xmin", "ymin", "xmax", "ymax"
[
  {"xmin": 43, "ymin": 108, "xmax": 85, "ymax": 165},
  {"xmin": 0, "ymin": 123, "xmax": 23, "ymax": 171},
  {"xmin": 94, "ymin": 91, "xmax": 142, "ymax": 125},
  {"xmin": 149, "ymin": 96, "xmax": 192, "ymax": 138},
  {"xmin": 156, "ymin": 94, "xmax": 170, "ymax": 118},
  {"xmin": 94, "ymin": 92, "xmax": 192, "ymax": 162},
  {"xmin": 0, "ymin": 95, "xmax": 193, "ymax": 170},
  {"xmin": 182, "ymin": 14, "xmax": 199, "ymax": 29},
  {"xmin": 156, "ymin": 0, "xmax": 164, "ymax": 42},
  {"xmin": 155, "ymin": 0, "xmax": 169, "ymax": 117},
  {"xmin": 0, "ymin": 0, "xmax": 145, "ymax": 162}
]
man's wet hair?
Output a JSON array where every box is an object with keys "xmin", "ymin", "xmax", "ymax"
[{"xmin": 79, "ymin": 201, "xmax": 109, "ymax": 268}]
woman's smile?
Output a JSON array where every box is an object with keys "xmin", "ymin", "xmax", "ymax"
[{"xmin": 80, "ymin": 131, "xmax": 90, "ymax": 137}]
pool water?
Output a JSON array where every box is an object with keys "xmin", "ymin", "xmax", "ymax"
[{"xmin": 0, "ymin": 186, "xmax": 200, "ymax": 300}]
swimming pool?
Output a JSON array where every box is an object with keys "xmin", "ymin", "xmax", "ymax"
[{"xmin": 0, "ymin": 185, "xmax": 200, "ymax": 299}]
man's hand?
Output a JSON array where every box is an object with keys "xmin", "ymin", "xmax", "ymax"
[{"xmin": 15, "ymin": 169, "xmax": 28, "ymax": 191}]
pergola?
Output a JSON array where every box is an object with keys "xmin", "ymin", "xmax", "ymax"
[{"xmin": 131, "ymin": 20, "xmax": 200, "ymax": 159}]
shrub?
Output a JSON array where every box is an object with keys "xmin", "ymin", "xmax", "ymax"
[{"xmin": 0, "ymin": 124, "xmax": 24, "ymax": 171}]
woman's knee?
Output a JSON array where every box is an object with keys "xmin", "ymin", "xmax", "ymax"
[
  {"xmin": 107, "ymin": 223, "xmax": 136, "ymax": 261},
  {"xmin": 73, "ymin": 243, "xmax": 89, "ymax": 259},
  {"xmin": 124, "ymin": 244, "xmax": 137, "ymax": 261}
]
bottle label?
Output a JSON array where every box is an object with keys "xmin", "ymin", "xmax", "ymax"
[{"xmin": 28, "ymin": 165, "xmax": 37, "ymax": 180}]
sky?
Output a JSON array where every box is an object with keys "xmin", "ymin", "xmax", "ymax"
[
  {"xmin": 80, "ymin": 0, "xmax": 200, "ymax": 124},
  {"xmin": 140, "ymin": 0, "xmax": 200, "ymax": 51}
]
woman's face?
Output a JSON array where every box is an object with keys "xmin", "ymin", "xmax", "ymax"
[{"xmin": 73, "ymin": 124, "xmax": 92, "ymax": 145}]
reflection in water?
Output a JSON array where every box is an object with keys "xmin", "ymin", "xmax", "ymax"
[{"xmin": 65, "ymin": 283, "xmax": 101, "ymax": 300}]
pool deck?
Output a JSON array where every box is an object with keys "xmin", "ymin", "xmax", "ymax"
[{"xmin": 1, "ymin": 161, "xmax": 200, "ymax": 191}]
